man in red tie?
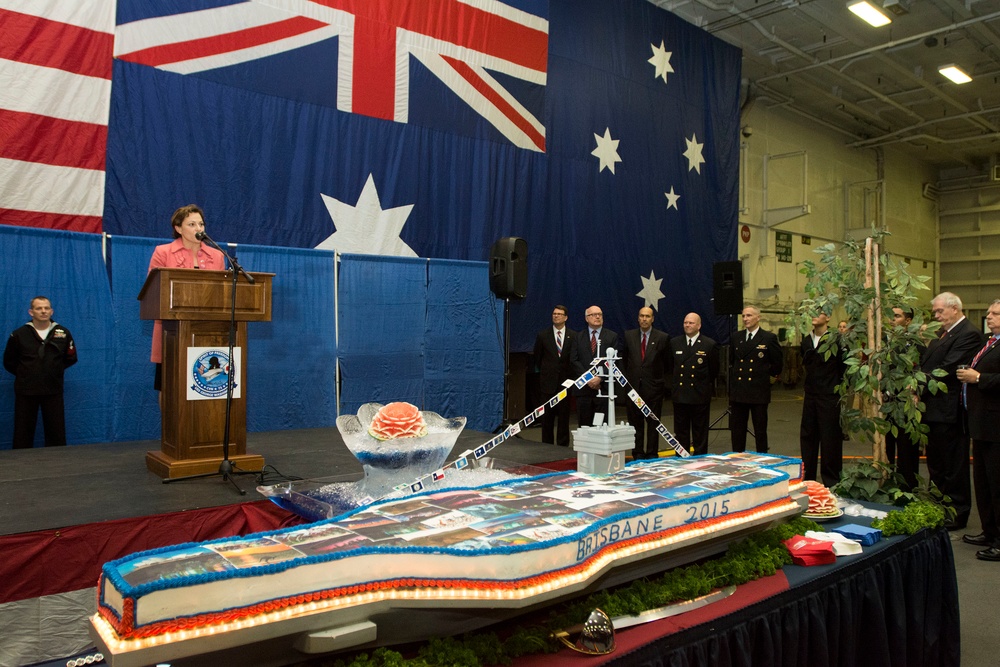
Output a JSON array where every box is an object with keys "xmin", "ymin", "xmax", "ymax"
[
  {"xmin": 571, "ymin": 306, "xmax": 619, "ymax": 430},
  {"xmin": 532, "ymin": 305, "xmax": 576, "ymax": 446},
  {"xmin": 957, "ymin": 299, "xmax": 1000, "ymax": 559},
  {"xmin": 920, "ymin": 292, "xmax": 983, "ymax": 530},
  {"xmin": 622, "ymin": 307, "xmax": 670, "ymax": 459}
]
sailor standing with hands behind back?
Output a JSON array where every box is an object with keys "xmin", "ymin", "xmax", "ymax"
[{"xmin": 4, "ymin": 296, "xmax": 77, "ymax": 448}]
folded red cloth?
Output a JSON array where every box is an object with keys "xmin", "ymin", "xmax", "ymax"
[{"xmin": 783, "ymin": 535, "xmax": 837, "ymax": 566}]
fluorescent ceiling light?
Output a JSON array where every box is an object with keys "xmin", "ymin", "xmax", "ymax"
[
  {"xmin": 938, "ymin": 65, "xmax": 972, "ymax": 84},
  {"xmin": 847, "ymin": 1, "xmax": 891, "ymax": 27}
]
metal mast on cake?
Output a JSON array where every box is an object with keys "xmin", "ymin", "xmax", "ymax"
[{"xmin": 572, "ymin": 343, "xmax": 635, "ymax": 474}]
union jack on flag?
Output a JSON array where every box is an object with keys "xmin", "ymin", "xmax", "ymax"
[{"xmin": 114, "ymin": 0, "xmax": 548, "ymax": 151}]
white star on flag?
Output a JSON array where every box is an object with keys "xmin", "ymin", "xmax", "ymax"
[
  {"xmin": 648, "ymin": 41, "xmax": 674, "ymax": 83},
  {"xmin": 683, "ymin": 134, "xmax": 705, "ymax": 174},
  {"xmin": 636, "ymin": 270, "xmax": 666, "ymax": 310},
  {"xmin": 315, "ymin": 174, "xmax": 417, "ymax": 256},
  {"xmin": 592, "ymin": 127, "xmax": 622, "ymax": 174},
  {"xmin": 665, "ymin": 186, "xmax": 680, "ymax": 210}
]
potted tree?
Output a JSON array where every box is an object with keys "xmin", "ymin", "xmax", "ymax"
[{"xmin": 790, "ymin": 230, "xmax": 949, "ymax": 504}]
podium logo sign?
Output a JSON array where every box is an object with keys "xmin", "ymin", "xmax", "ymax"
[{"xmin": 187, "ymin": 347, "xmax": 242, "ymax": 401}]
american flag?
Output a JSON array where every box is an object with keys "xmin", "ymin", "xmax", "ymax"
[{"xmin": 0, "ymin": 0, "xmax": 115, "ymax": 231}]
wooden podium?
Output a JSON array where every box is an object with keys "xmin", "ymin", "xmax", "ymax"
[{"xmin": 138, "ymin": 268, "xmax": 274, "ymax": 478}]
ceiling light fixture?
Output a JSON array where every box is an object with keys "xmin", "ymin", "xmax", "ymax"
[
  {"xmin": 938, "ymin": 64, "xmax": 972, "ymax": 84},
  {"xmin": 847, "ymin": 1, "xmax": 891, "ymax": 27}
]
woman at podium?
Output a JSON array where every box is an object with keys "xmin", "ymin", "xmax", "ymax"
[{"xmin": 148, "ymin": 204, "xmax": 226, "ymax": 390}]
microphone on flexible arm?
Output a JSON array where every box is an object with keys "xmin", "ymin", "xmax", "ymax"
[{"xmin": 196, "ymin": 230, "xmax": 255, "ymax": 284}]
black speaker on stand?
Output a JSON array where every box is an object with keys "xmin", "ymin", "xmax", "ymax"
[
  {"xmin": 489, "ymin": 238, "xmax": 527, "ymax": 431},
  {"xmin": 710, "ymin": 260, "xmax": 744, "ymax": 436},
  {"xmin": 712, "ymin": 260, "xmax": 744, "ymax": 316}
]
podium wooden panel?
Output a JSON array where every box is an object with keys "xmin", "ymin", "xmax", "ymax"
[{"xmin": 138, "ymin": 269, "xmax": 274, "ymax": 478}]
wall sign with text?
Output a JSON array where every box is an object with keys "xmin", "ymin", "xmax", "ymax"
[{"xmin": 775, "ymin": 231, "xmax": 793, "ymax": 263}]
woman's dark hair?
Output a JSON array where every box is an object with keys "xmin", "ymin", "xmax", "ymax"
[{"xmin": 170, "ymin": 204, "xmax": 204, "ymax": 239}]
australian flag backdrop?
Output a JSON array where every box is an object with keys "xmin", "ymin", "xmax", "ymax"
[{"xmin": 2, "ymin": 0, "xmax": 740, "ymax": 350}]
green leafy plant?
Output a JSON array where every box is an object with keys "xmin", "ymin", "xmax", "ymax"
[
  {"xmin": 791, "ymin": 229, "xmax": 946, "ymax": 461},
  {"xmin": 832, "ymin": 458, "xmax": 954, "ymax": 526},
  {"xmin": 871, "ymin": 499, "xmax": 947, "ymax": 535}
]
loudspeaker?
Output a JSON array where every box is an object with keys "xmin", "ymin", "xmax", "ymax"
[
  {"xmin": 713, "ymin": 261, "xmax": 744, "ymax": 315},
  {"xmin": 489, "ymin": 237, "xmax": 527, "ymax": 299}
]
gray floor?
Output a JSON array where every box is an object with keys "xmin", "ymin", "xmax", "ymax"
[
  {"xmin": 0, "ymin": 427, "xmax": 575, "ymax": 536},
  {"xmin": 1, "ymin": 386, "xmax": 991, "ymax": 663}
]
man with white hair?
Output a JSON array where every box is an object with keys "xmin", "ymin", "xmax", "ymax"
[
  {"xmin": 920, "ymin": 292, "xmax": 982, "ymax": 530},
  {"xmin": 729, "ymin": 306, "xmax": 783, "ymax": 453}
]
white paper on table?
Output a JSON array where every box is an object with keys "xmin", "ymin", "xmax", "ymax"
[{"xmin": 804, "ymin": 530, "xmax": 863, "ymax": 556}]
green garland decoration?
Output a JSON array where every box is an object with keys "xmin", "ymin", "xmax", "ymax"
[
  {"xmin": 316, "ymin": 517, "xmax": 821, "ymax": 667},
  {"xmin": 870, "ymin": 499, "xmax": 946, "ymax": 536}
]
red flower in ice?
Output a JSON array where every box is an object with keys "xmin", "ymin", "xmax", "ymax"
[{"xmin": 369, "ymin": 402, "xmax": 428, "ymax": 440}]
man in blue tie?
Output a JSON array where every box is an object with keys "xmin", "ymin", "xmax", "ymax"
[
  {"xmin": 571, "ymin": 306, "xmax": 619, "ymax": 429},
  {"xmin": 920, "ymin": 292, "xmax": 982, "ymax": 530}
]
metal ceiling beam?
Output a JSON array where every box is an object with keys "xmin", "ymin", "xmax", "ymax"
[{"xmin": 752, "ymin": 8, "xmax": 1000, "ymax": 84}]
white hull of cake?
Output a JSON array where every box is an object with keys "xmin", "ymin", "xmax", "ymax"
[
  {"xmin": 91, "ymin": 455, "xmax": 806, "ymax": 666},
  {"xmin": 90, "ymin": 499, "xmax": 805, "ymax": 666}
]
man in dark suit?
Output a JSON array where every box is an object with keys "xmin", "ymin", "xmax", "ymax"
[
  {"xmin": 886, "ymin": 306, "xmax": 924, "ymax": 490},
  {"xmin": 957, "ymin": 299, "xmax": 1000, "ymax": 560},
  {"xmin": 622, "ymin": 306, "xmax": 670, "ymax": 459},
  {"xmin": 920, "ymin": 292, "xmax": 983, "ymax": 530},
  {"xmin": 730, "ymin": 306, "xmax": 783, "ymax": 453},
  {"xmin": 666, "ymin": 312, "xmax": 719, "ymax": 456},
  {"xmin": 799, "ymin": 312, "xmax": 846, "ymax": 486},
  {"xmin": 571, "ymin": 305, "xmax": 619, "ymax": 429},
  {"xmin": 533, "ymin": 305, "xmax": 577, "ymax": 446}
]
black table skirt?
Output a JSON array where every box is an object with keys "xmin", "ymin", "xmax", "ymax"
[{"xmin": 612, "ymin": 527, "xmax": 960, "ymax": 667}]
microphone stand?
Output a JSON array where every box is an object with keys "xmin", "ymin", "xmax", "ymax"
[
  {"xmin": 709, "ymin": 313, "xmax": 738, "ymax": 434},
  {"xmin": 497, "ymin": 297, "xmax": 511, "ymax": 431},
  {"xmin": 164, "ymin": 232, "xmax": 255, "ymax": 495}
]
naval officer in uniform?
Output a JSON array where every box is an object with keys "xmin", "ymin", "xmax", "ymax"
[
  {"xmin": 729, "ymin": 306, "xmax": 783, "ymax": 453},
  {"xmin": 666, "ymin": 312, "xmax": 719, "ymax": 455}
]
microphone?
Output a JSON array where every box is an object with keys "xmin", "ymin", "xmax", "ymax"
[{"xmin": 195, "ymin": 230, "xmax": 255, "ymax": 284}]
